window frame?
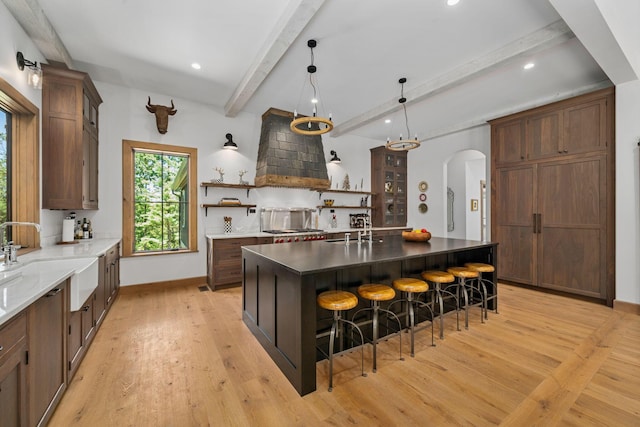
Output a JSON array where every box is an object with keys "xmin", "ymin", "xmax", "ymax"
[
  {"xmin": 122, "ymin": 139, "xmax": 197, "ymax": 257},
  {"xmin": 0, "ymin": 77, "xmax": 40, "ymax": 251}
]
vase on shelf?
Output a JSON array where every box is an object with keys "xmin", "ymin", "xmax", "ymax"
[{"xmin": 224, "ymin": 216, "xmax": 232, "ymax": 233}]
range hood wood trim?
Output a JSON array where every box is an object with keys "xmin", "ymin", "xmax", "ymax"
[{"xmin": 255, "ymin": 175, "xmax": 329, "ymax": 189}]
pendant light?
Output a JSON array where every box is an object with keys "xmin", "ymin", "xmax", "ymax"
[
  {"xmin": 290, "ymin": 39, "xmax": 334, "ymax": 136},
  {"xmin": 386, "ymin": 78, "xmax": 420, "ymax": 151}
]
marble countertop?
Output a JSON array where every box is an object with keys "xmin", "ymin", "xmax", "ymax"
[{"xmin": 0, "ymin": 238, "xmax": 121, "ymax": 327}]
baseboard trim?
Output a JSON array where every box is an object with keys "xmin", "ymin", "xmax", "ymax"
[
  {"xmin": 613, "ymin": 299, "xmax": 640, "ymax": 315},
  {"xmin": 119, "ymin": 276, "xmax": 207, "ymax": 294}
]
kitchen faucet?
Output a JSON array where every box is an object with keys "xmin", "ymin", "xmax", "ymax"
[{"xmin": 0, "ymin": 221, "xmax": 41, "ymax": 266}]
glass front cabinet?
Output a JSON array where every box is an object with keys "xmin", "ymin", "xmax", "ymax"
[{"xmin": 371, "ymin": 146, "xmax": 407, "ymax": 227}]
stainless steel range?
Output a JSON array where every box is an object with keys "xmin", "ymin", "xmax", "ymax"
[{"xmin": 260, "ymin": 207, "xmax": 327, "ymax": 244}]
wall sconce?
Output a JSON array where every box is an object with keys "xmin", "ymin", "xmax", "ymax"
[
  {"xmin": 16, "ymin": 52, "xmax": 42, "ymax": 90},
  {"xmin": 329, "ymin": 150, "xmax": 341, "ymax": 164},
  {"xmin": 223, "ymin": 133, "xmax": 238, "ymax": 150}
]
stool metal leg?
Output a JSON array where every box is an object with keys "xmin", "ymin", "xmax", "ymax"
[
  {"xmin": 327, "ymin": 310, "xmax": 366, "ymax": 392},
  {"xmin": 434, "ymin": 284, "xmax": 460, "ymax": 338},
  {"xmin": 328, "ymin": 311, "xmax": 338, "ymax": 391}
]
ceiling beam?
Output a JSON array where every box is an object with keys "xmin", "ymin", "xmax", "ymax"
[
  {"xmin": 2, "ymin": 0, "xmax": 73, "ymax": 67},
  {"xmin": 549, "ymin": 0, "xmax": 638, "ymax": 84},
  {"xmin": 422, "ymin": 80, "xmax": 612, "ymax": 142},
  {"xmin": 331, "ymin": 20, "xmax": 575, "ymax": 137},
  {"xmin": 224, "ymin": 0, "xmax": 326, "ymax": 117}
]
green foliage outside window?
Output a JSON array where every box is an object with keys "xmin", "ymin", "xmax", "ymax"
[
  {"xmin": 133, "ymin": 149, "xmax": 188, "ymax": 252},
  {"xmin": 0, "ymin": 109, "xmax": 9, "ymax": 225}
]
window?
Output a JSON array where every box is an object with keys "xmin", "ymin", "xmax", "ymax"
[
  {"xmin": 0, "ymin": 78, "xmax": 40, "ymax": 250},
  {"xmin": 122, "ymin": 140, "xmax": 197, "ymax": 257},
  {"xmin": 0, "ymin": 107, "xmax": 11, "ymax": 225}
]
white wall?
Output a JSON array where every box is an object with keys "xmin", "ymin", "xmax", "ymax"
[
  {"xmin": 444, "ymin": 150, "xmax": 485, "ymax": 240},
  {"xmin": 91, "ymin": 81, "xmax": 388, "ymax": 286},
  {"xmin": 0, "ymin": 1, "xmax": 65, "ymax": 246},
  {"xmin": 615, "ymin": 79, "xmax": 640, "ymax": 305},
  {"xmin": 407, "ymin": 126, "xmax": 491, "ymax": 238},
  {"xmin": 465, "ymin": 157, "xmax": 485, "ymax": 241}
]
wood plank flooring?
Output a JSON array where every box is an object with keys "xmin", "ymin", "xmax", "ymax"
[{"xmin": 48, "ymin": 283, "xmax": 640, "ymax": 426}]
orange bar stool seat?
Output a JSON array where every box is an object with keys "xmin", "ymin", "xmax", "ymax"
[
  {"xmin": 390, "ymin": 278, "xmax": 435, "ymax": 357},
  {"xmin": 317, "ymin": 290, "xmax": 367, "ymax": 391},
  {"xmin": 421, "ymin": 270, "xmax": 459, "ymax": 339},
  {"xmin": 353, "ymin": 284, "xmax": 404, "ymax": 373},
  {"xmin": 464, "ymin": 262, "xmax": 498, "ymax": 317},
  {"xmin": 447, "ymin": 266, "xmax": 483, "ymax": 330}
]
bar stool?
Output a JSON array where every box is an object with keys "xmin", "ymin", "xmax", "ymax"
[
  {"xmin": 420, "ymin": 270, "xmax": 458, "ymax": 339},
  {"xmin": 353, "ymin": 284, "xmax": 404, "ymax": 373},
  {"xmin": 446, "ymin": 266, "xmax": 483, "ymax": 329},
  {"xmin": 389, "ymin": 278, "xmax": 435, "ymax": 357},
  {"xmin": 464, "ymin": 262, "xmax": 498, "ymax": 318},
  {"xmin": 316, "ymin": 290, "xmax": 367, "ymax": 392}
]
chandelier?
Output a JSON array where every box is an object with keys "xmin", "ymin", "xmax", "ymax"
[
  {"xmin": 386, "ymin": 78, "xmax": 420, "ymax": 151},
  {"xmin": 290, "ymin": 39, "xmax": 334, "ymax": 136}
]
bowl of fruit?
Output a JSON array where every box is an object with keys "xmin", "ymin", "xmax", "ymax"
[{"xmin": 402, "ymin": 228, "xmax": 432, "ymax": 242}]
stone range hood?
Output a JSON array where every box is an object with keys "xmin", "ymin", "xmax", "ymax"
[{"xmin": 255, "ymin": 108, "xmax": 330, "ymax": 189}]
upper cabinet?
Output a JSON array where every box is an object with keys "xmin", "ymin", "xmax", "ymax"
[
  {"xmin": 492, "ymin": 89, "xmax": 612, "ymax": 165},
  {"xmin": 370, "ymin": 146, "xmax": 407, "ymax": 227},
  {"xmin": 42, "ymin": 65, "xmax": 102, "ymax": 210},
  {"xmin": 492, "ymin": 118, "xmax": 526, "ymax": 165}
]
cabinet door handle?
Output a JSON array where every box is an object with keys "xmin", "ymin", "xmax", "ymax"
[
  {"xmin": 82, "ymin": 305, "xmax": 90, "ymax": 312},
  {"xmin": 46, "ymin": 288, "xmax": 62, "ymax": 297},
  {"xmin": 537, "ymin": 213, "xmax": 542, "ymax": 234},
  {"xmin": 533, "ymin": 213, "xmax": 537, "ymax": 234},
  {"xmin": 0, "ymin": 345, "xmax": 4, "ymax": 352}
]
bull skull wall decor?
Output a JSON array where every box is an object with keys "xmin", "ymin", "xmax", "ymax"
[{"xmin": 146, "ymin": 96, "xmax": 177, "ymax": 134}]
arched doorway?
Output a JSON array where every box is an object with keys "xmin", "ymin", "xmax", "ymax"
[{"xmin": 444, "ymin": 149, "xmax": 486, "ymax": 241}]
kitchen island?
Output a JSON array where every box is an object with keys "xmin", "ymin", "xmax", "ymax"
[{"xmin": 242, "ymin": 235, "xmax": 497, "ymax": 396}]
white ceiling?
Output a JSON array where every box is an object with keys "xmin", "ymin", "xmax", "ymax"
[{"xmin": 8, "ymin": 0, "xmax": 617, "ymax": 143}]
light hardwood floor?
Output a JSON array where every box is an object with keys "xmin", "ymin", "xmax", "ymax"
[{"xmin": 48, "ymin": 282, "xmax": 640, "ymax": 426}]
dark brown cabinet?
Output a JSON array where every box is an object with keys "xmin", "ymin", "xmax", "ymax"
[
  {"xmin": 491, "ymin": 87, "xmax": 614, "ymax": 304},
  {"xmin": 494, "ymin": 91, "xmax": 609, "ymax": 165},
  {"xmin": 95, "ymin": 241, "xmax": 120, "ymax": 323},
  {"xmin": 0, "ymin": 312, "xmax": 28, "ymax": 427},
  {"xmin": 68, "ymin": 293, "xmax": 95, "ymax": 379},
  {"xmin": 102, "ymin": 243, "xmax": 120, "ymax": 309},
  {"xmin": 28, "ymin": 282, "xmax": 68, "ymax": 427},
  {"xmin": 492, "ymin": 119, "xmax": 526, "ymax": 165},
  {"xmin": 370, "ymin": 146, "xmax": 407, "ymax": 227},
  {"xmin": 208, "ymin": 237, "xmax": 272, "ymax": 289},
  {"xmin": 42, "ymin": 64, "xmax": 102, "ymax": 210}
]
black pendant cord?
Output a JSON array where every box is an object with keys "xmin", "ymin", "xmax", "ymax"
[
  {"xmin": 308, "ymin": 45, "xmax": 318, "ymax": 116},
  {"xmin": 398, "ymin": 78, "xmax": 412, "ymax": 140}
]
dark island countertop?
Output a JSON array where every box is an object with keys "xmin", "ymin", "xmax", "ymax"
[{"xmin": 242, "ymin": 235, "xmax": 496, "ymax": 275}]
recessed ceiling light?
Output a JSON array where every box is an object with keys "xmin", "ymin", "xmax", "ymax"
[
  {"xmin": 385, "ymin": 119, "xmax": 391, "ymax": 124},
  {"xmin": 447, "ymin": 0, "xmax": 460, "ymax": 6},
  {"xmin": 524, "ymin": 62, "xmax": 535, "ymax": 70},
  {"xmin": 191, "ymin": 63, "xmax": 201, "ymax": 70}
]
